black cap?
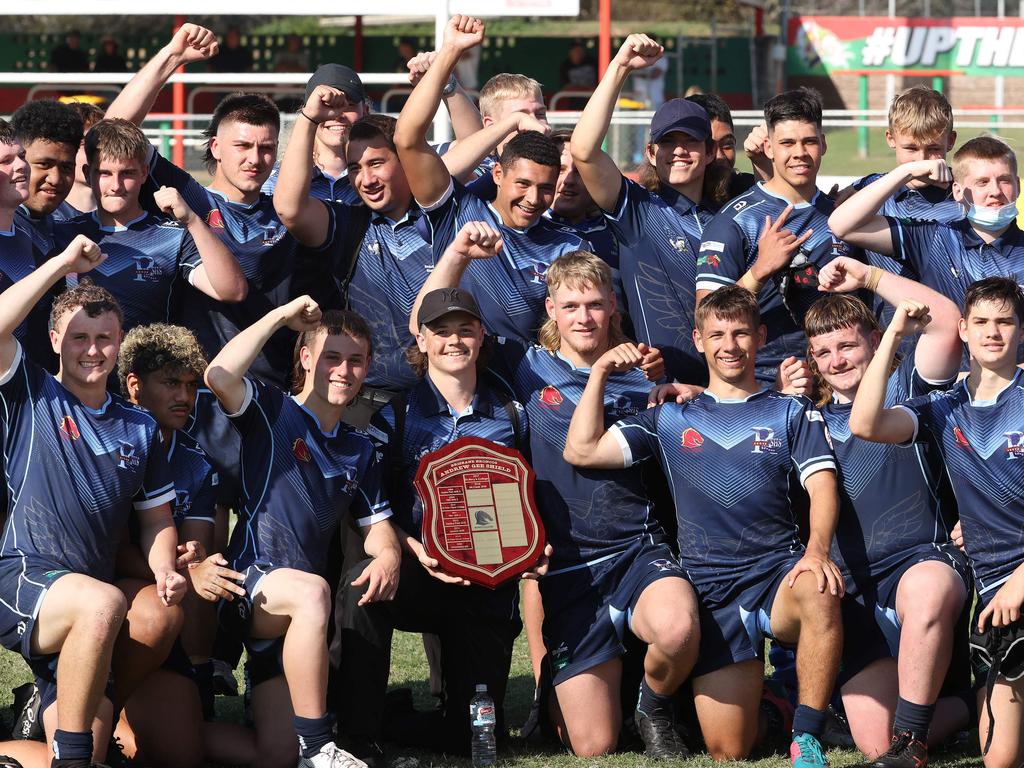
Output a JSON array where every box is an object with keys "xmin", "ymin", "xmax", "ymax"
[
  {"xmin": 417, "ymin": 288, "xmax": 482, "ymax": 326},
  {"xmin": 649, "ymin": 98, "xmax": 711, "ymax": 143},
  {"xmin": 304, "ymin": 63, "xmax": 366, "ymax": 104}
]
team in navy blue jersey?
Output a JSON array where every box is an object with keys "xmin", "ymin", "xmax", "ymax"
[{"xmin": 5, "ymin": 13, "xmax": 1024, "ymax": 768}]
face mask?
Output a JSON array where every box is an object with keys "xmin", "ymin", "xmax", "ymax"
[{"xmin": 966, "ymin": 200, "xmax": 1019, "ymax": 232}]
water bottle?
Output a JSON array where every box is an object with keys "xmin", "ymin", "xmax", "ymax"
[{"xmin": 469, "ymin": 683, "xmax": 497, "ymax": 767}]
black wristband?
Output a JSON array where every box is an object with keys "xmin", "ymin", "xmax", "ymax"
[{"xmin": 300, "ymin": 110, "xmax": 320, "ymax": 125}]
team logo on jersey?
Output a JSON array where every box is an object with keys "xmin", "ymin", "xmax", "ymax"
[
  {"xmin": 528, "ymin": 261, "xmax": 550, "ymax": 284},
  {"xmin": 367, "ymin": 240, "xmax": 381, "ymax": 255},
  {"xmin": 206, "ymin": 209, "xmax": 225, "ymax": 229},
  {"xmin": 751, "ymin": 427, "xmax": 783, "ymax": 454},
  {"xmin": 262, "ymin": 225, "xmax": 283, "ymax": 246},
  {"xmin": 538, "ymin": 385, "xmax": 563, "ymax": 409},
  {"xmin": 132, "ymin": 254, "xmax": 161, "ymax": 282},
  {"xmin": 175, "ymin": 489, "xmax": 192, "ymax": 514},
  {"xmin": 59, "ymin": 415, "xmax": 80, "ymax": 440},
  {"xmin": 117, "ymin": 442, "xmax": 140, "ymax": 470},
  {"xmin": 953, "ymin": 426, "xmax": 971, "ymax": 449},
  {"xmin": 830, "ymin": 237, "xmax": 850, "ymax": 258},
  {"xmin": 696, "ymin": 253, "xmax": 720, "ymax": 268},
  {"xmin": 1004, "ymin": 431, "xmax": 1024, "ymax": 459},
  {"xmin": 292, "ymin": 438, "xmax": 312, "ymax": 462},
  {"xmin": 732, "ymin": 200, "xmax": 748, "ymax": 212},
  {"xmin": 681, "ymin": 427, "xmax": 704, "ymax": 449},
  {"xmin": 668, "ymin": 236, "xmax": 689, "ymax": 253}
]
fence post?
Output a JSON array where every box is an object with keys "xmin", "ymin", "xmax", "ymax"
[
  {"xmin": 858, "ymin": 73, "xmax": 869, "ymax": 159},
  {"xmin": 159, "ymin": 121, "xmax": 171, "ymax": 159}
]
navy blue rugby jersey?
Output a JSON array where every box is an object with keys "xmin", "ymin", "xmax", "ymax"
[
  {"xmin": 611, "ymin": 389, "xmax": 836, "ymax": 586},
  {"xmin": 823, "ymin": 354, "xmax": 955, "ymax": 586},
  {"xmin": 143, "ymin": 148, "xmax": 298, "ymax": 388},
  {"xmin": 366, "ymin": 375, "xmax": 527, "ymax": 537},
  {"xmin": 0, "ymin": 221, "xmax": 54, "ymax": 369},
  {"xmin": 14, "ymin": 205, "xmax": 56, "ymax": 259},
  {"xmin": 488, "ymin": 337, "xmax": 665, "ymax": 572},
  {"xmin": 604, "ymin": 178, "xmax": 715, "ymax": 385},
  {"xmin": 224, "ymin": 378, "xmax": 391, "ymax": 578},
  {"xmin": 166, "ymin": 430, "xmax": 218, "ymax": 527},
  {"xmin": 54, "ymin": 211, "xmax": 200, "ymax": 331},
  {"xmin": 888, "ymin": 218, "xmax": 1024, "ymax": 312},
  {"xmin": 898, "ymin": 369, "xmax": 1024, "ymax": 603},
  {"xmin": 318, "ymin": 201, "xmax": 433, "ymax": 392},
  {"xmin": 696, "ymin": 183, "xmax": 864, "ymax": 381},
  {"xmin": 0, "ymin": 343, "xmax": 175, "ymax": 580},
  {"xmin": 422, "ymin": 179, "xmax": 591, "ymax": 343}
]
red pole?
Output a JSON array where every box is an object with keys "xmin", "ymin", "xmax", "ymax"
[
  {"xmin": 755, "ymin": 7, "xmax": 764, "ymax": 37},
  {"xmin": 598, "ymin": 0, "xmax": 611, "ymax": 78},
  {"xmin": 354, "ymin": 16, "xmax": 364, "ymax": 71},
  {"xmin": 172, "ymin": 15, "xmax": 186, "ymax": 169}
]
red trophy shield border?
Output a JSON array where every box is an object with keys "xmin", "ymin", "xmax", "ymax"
[{"xmin": 415, "ymin": 436, "xmax": 545, "ymax": 589}]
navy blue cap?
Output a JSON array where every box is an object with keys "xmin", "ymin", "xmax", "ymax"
[
  {"xmin": 649, "ymin": 98, "xmax": 711, "ymax": 143},
  {"xmin": 304, "ymin": 63, "xmax": 366, "ymax": 104}
]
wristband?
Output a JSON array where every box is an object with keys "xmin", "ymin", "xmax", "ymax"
[
  {"xmin": 300, "ymin": 110, "xmax": 320, "ymax": 125},
  {"xmin": 441, "ymin": 74, "xmax": 458, "ymax": 97},
  {"xmin": 738, "ymin": 270, "xmax": 763, "ymax": 294},
  {"xmin": 864, "ymin": 266, "xmax": 882, "ymax": 292}
]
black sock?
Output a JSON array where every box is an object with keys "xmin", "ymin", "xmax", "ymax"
[
  {"xmin": 52, "ymin": 727, "xmax": 93, "ymax": 766},
  {"xmin": 637, "ymin": 677, "xmax": 674, "ymax": 718},
  {"xmin": 893, "ymin": 697, "xmax": 935, "ymax": 742},
  {"xmin": 792, "ymin": 704, "xmax": 827, "ymax": 738},
  {"xmin": 294, "ymin": 713, "xmax": 334, "ymax": 758}
]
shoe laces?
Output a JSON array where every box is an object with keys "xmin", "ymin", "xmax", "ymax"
[
  {"xmin": 792, "ymin": 733, "xmax": 828, "ymax": 766},
  {"xmin": 886, "ymin": 730, "xmax": 919, "ymax": 756},
  {"xmin": 321, "ymin": 744, "xmax": 367, "ymax": 768}
]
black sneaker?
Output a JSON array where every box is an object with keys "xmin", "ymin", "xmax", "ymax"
[
  {"xmin": 211, "ymin": 658, "xmax": 238, "ymax": 696},
  {"xmin": 870, "ymin": 730, "xmax": 929, "ymax": 768},
  {"xmin": 105, "ymin": 735, "xmax": 132, "ymax": 768},
  {"xmin": 10, "ymin": 683, "xmax": 43, "ymax": 742},
  {"xmin": 0, "ymin": 756, "xmax": 22, "ymax": 768},
  {"xmin": 635, "ymin": 708, "xmax": 690, "ymax": 760}
]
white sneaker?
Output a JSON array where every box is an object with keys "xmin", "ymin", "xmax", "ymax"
[{"xmin": 296, "ymin": 742, "xmax": 369, "ymax": 768}]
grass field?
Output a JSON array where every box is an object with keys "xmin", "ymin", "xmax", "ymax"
[{"xmin": 0, "ymin": 624, "xmax": 985, "ymax": 767}]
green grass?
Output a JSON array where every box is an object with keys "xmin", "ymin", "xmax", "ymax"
[{"xmin": 0, "ymin": 628, "xmax": 985, "ymax": 767}]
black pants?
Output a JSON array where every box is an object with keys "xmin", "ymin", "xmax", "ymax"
[{"xmin": 330, "ymin": 554, "xmax": 521, "ymax": 754}]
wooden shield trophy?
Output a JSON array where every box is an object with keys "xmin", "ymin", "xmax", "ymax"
[{"xmin": 414, "ymin": 436, "xmax": 545, "ymax": 589}]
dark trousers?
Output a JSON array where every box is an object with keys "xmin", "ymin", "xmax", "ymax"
[{"xmin": 330, "ymin": 554, "xmax": 521, "ymax": 754}]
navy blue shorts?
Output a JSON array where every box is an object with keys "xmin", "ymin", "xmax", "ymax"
[
  {"xmin": 0, "ymin": 557, "xmax": 69, "ymax": 662},
  {"xmin": 691, "ymin": 554, "xmax": 799, "ymax": 677},
  {"xmin": 540, "ymin": 540, "xmax": 686, "ymax": 686},
  {"xmin": 840, "ymin": 542, "xmax": 972, "ymax": 684},
  {"xmin": 217, "ymin": 564, "xmax": 284, "ymax": 688}
]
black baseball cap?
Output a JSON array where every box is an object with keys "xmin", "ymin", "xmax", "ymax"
[
  {"xmin": 417, "ymin": 288, "xmax": 483, "ymax": 326},
  {"xmin": 649, "ymin": 98, "xmax": 711, "ymax": 143},
  {"xmin": 304, "ymin": 63, "xmax": 366, "ymax": 104}
]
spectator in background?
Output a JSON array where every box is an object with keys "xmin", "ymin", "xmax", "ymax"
[
  {"xmin": 559, "ymin": 40, "xmax": 597, "ymax": 89},
  {"xmin": 395, "ymin": 38, "xmax": 418, "ymax": 73},
  {"xmin": 210, "ymin": 26, "xmax": 252, "ymax": 73},
  {"xmin": 272, "ymin": 34, "xmax": 309, "ymax": 73},
  {"xmin": 50, "ymin": 30, "xmax": 90, "ymax": 73},
  {"xmin": 94, "ymin": 36, "xmax": 128, "ymax": 73}
]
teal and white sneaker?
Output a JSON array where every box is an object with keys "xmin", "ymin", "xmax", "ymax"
[{"xmin": 790, "ymin": 732, "xmax": 828, "ymax": 768}]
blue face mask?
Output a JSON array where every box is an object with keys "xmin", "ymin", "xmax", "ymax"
[{"xmin": 966, "ymin": 200, "xmax": 1019, "ymax": 232}]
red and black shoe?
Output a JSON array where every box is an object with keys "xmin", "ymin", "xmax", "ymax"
[{"xmin": 870, "ymin": 730, "xmax": 929, "ymax": 768}]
